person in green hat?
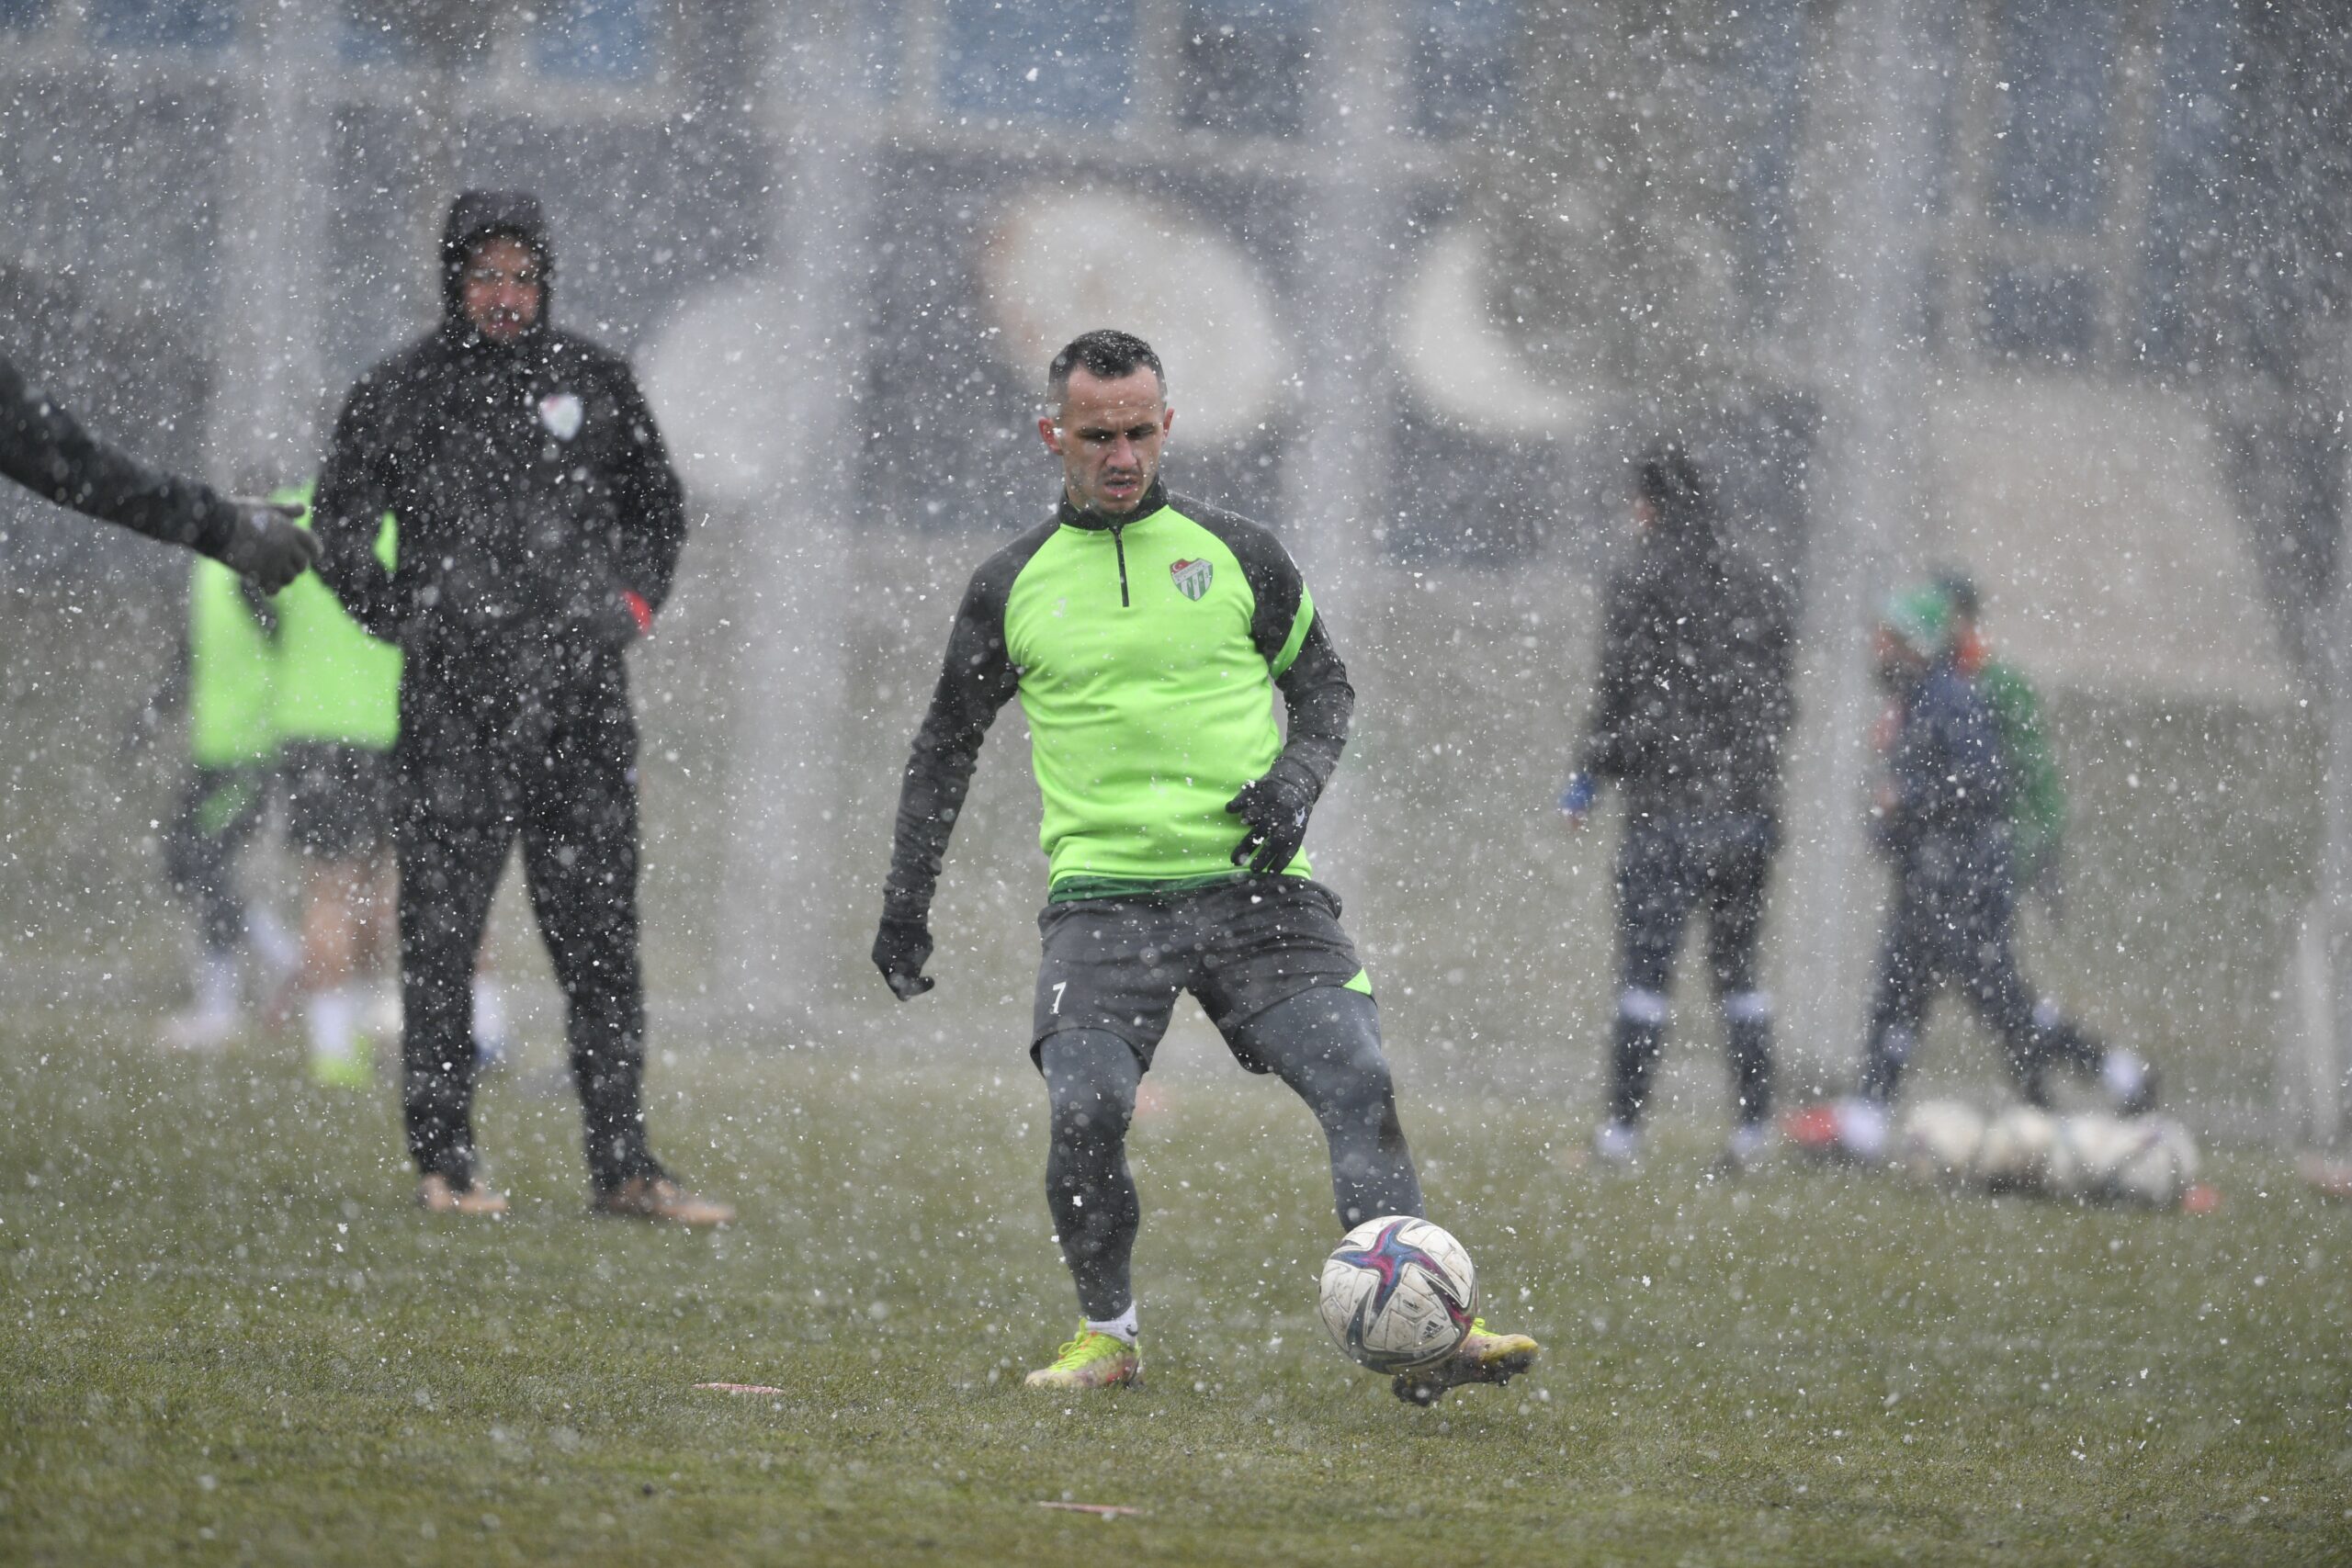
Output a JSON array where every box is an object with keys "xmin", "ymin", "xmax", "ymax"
[
  {"xmin": 153, "ymin": 550, "xmax": 300, "ymax": 1051},
  {"xmin": 1784, "ymin": 581, "xmax": 2156, "ymax": 1161},
  {"xmin": 269, "ymin": 483, "xmax": 512, "ymax": 1087}
]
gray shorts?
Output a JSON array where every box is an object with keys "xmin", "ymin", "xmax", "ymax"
[{"xmin": 1031, "ymin": 875, "xmax": 1372, "ymax": 1070}]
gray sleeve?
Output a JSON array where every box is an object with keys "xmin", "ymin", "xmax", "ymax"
[
  {"xmin": 880, "ymin": 536, "xmax": 1041, "ymax": 923},
  {"xmin": 0, "ymin": 355, "xmax": 240, "ymax": 561}
]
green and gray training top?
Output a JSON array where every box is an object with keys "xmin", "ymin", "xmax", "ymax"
[{"xmin": 884, "ymin": 480, "xmax": 1352, "ymax": 919}]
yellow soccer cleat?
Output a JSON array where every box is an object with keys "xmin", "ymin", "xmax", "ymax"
[
  {"xmin": 1022, "ymin": 1327, "xmax": 1141, "ymax": 1391},
  {"xmin": 1392, "ymin": 1318, "xmax": 1540, "ymax": 1406},
  {"xmin": 310, "ymin": 1040, "xmax": 373, "ymax": 1090}
]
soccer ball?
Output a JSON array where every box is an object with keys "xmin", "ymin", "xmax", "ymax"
[
  {"xmin": 2111, "ymin": 1116, "xmax": 2199, "ymax": 1208},
  {"xmin": 1317, "ymin": 1216, "xmax": 1477, "ymax": 1373},
  {"xmin": 1976, "ymin": 1105, "xmax": 2060, "ymax": 1192},
  {"xmin": 1897, "ymin": 1100, "xmax": 1987, "ymax": 1186},
  {"xmin": 2060, "ymin": 1112, "xmax": 2200, "ymax": 1208},
  {"xmin": 2047, "ymin": 1112, "xmax": 2130, "ymax": 1201}
]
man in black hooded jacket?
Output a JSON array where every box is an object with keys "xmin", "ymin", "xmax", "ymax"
[
  {"xmin": 2, "ymin": 354, "xmax": 316, "ymax": 590},
  {"xmin": 311, "ymin": 190, "xmax": 728, "ymax": 1224},
  {"xmin": 1560, "ymin": 443, "xmax": 1795, "ymax": 1170}
]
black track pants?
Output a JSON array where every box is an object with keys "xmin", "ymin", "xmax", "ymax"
[
  {"xmin": 1038, "ymin": 987, "xmax": 1423, "ymax": 1321},
  {"xmin": 1860, "ymin": 829, "xmax": 2106, "ymax": 1107},
  {"xmin": 1610, "ymin": 815, "xmax": 1779, "ymax": 1126},
  {"xmin": 393, "ymin": 666, "xmax": 660, "ymax": 1192}
]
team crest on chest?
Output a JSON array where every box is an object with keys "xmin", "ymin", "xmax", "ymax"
[
  {"xmin": 537, "ymin": 390, "xmax": 584, "ymax": 441},
  {"xmin": 1169, "ymin": 558, "xmax": 1213, "ymax": 601}
]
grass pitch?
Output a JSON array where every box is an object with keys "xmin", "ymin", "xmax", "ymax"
[{"xmin": 3, "ymin": 1020, "xmax": 2348, "ymax": 1566}]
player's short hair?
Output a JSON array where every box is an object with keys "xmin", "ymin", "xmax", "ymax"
[{"xmin": 1046, "ymin": 329, "xmax": 1165, "ymax": 410}]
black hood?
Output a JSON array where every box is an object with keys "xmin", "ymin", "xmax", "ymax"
[
  {"xmin": 440, "ymin": 189, "xmax": 554, "ymax": 334},
  {"xmin": 1632, "ymin": 439, "xmax": 1727, "ymax": 567}
]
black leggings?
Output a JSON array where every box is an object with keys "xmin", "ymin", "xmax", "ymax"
[
  {"xmin": 1860, "ymin": 834, "xmax": 2104, "ymax": 1106},
  {"xmin": 163, "ymin": 766, "xmax": 270, "ymax": 951},
  {"xmin": 1037, "ymin": 987, "xmax": 1423, "ymax": 1321}
]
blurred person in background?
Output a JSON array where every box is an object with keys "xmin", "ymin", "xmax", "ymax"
[
  {"xmin": 142, "ymin": 552, "xmax": 300, "ymax": 1051},
  {"xmin": 267, "ymin": 482, "xmax": 513, "ymax": 1089},
  {"xmin": 310, "ymin": 191, "xmax": 723, "ymax": 1224},
  {"xmin": 8, "ymin": 342, "xmax": 315, "ymax": 1051},
  {"xmin": 2, "ymin": 354, "xmax": 316, "ymax": 591},
  {"xmin": 1559, "ymin": 441, "xmax": 1796, "ymax": 1172},
  {"xmin": 1786, "ymin": 585, "xmax": 2157, "ymax": 1162},
  {"xmin": 874, "ymin": 329, "xmax": 1537, "ymax": 1403}
]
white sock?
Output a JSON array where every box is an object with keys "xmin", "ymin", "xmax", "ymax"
[
  {"xmin": 471, "ymin": 977, "xmax": 508, "ymax": 1055},
  {"xmin": 245, "ymin": 906, "xmax": 300, "ymax": 979},
  {"xmin": 1595, "ymin": 1120, "xmax": 1644, "ymax": 1162},
  {"xmin": 363, "ymin": 983, "xmax": 402, "ymax": 1042},
  {"xmin": 1836, "ymin": 1097, "xmax": 1890, "ymax": 1161},
  {"xmin": 193, "ymin": 950, "xmax": 240, "ymax": 1021},
  {"xmin": 2102, "ymin": 1050, "xmax": 2149, "ymax": 1104},
  {"xmin": 1085, "ymin": 1303, "xmax": 1138, "ymax": 1345},
  {"xmin": 308, "ymin": 987, "xmax": 360, "ymax": 1062}
]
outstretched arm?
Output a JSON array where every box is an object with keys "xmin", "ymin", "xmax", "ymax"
[
  {"xmin": 1, "ymin": 355, "xmax": 240, "ymax": 561},
  {"xmin": 876, "ymin": 562, "xmax": 1023, "ymax": 996}
]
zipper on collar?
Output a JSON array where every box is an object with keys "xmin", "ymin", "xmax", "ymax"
[{"xmin": 1109, "ymin": 520, "xmax": 1130, "ymax": 608}]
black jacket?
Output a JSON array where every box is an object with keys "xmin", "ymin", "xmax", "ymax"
[
  {"xmin": 1, "ymin": 354, "xmax": 243, "ymax": 562},
  {"xmin": 1881, "ymin": 659, "xmax": 2011, "ymax": 854},
  {"xmin": 1577, "ymin": 525, "xmax": 1795, "ymax": 821},
  {"xmin": 310, "ymin": 191, "xmax": 685, "ymax": 690}
]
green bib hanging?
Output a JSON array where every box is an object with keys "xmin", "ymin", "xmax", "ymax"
[
  {"xmin": 187, "ymin": 557, "xmax": 279, "ymax": 769},
  {"xmin": 267, "ymin": 481, "xmax": 401, "ymax": 750}
]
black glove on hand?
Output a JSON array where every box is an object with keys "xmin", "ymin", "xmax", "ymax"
[
  {"xmin": 872, "ymin": 915, "xmax": 935, "ymax": 1000},
  {"xmin": 219, "ymin": 500, "xmax": 318, "ymax": 592},
  {"xmin": 1226, "ymin": 761, "xmax": 1317, "ymax": 874}
]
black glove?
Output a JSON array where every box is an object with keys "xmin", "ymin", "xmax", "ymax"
[
  {"xmin": 1226, "ymin": 761, "xmax": 1317, "ymax": 874},
  {"xmin": 872, "ymin": 915, "xmax": 934, "ymax": 1000},
  {"xmin": 217, "ymin": 499, "xmax": 318, "ymax": 592}
]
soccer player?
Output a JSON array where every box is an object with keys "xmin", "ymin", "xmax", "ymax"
[
  {"xmin": 1786, "ymin": 586, "xmax": 2156, "ymax": 1161},
  {"xmin": 310, "ymin": 191, "xmax": 728, "ymax": 1224},
  {"xmin": 1559, "ymin": 443, "xmax": 1795, "ymax": 1170},
  {"xmin": 270, "ymin": 482, "xmax": 512, "ymax": 1089},
  {"xmin": 2, "ymin": 353, "xmax": 316, "ymax": 590},
  {"xmin": 873, "ymin": 329, "xmax": 1538, "ymax": 1401},
  {"xmin": 153, "ymin": 550, "xmax": 299, "ymax": 1051},
  {"xmin": 268, "ymin": 480, "xmax": 400, "ymax": 1086}
]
